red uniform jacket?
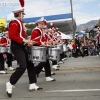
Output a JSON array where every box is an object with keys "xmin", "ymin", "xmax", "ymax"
[
  {"xmin": 41, "ymin": 34, "xmax": 48, "ymax": 45},
  {"xmin": 47, "ymin": 34, "xmax": 51, "ymax": 41},
  {"xmin": 0, "ymin": 36, "xmax": 8, "ymax": 46},
  {"xmin": 49, "ymin": 34, "xmax": 55, "ymax": 45},
  {"xmin": 31, "ymin": 28, "xmax": 42, "ymax": 46},
  {"xmin": 9, "ymin": 19, "xmax": 25, "ymax": 44}
]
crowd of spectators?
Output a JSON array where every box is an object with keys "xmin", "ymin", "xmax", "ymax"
[{"xmin": 63, "ymin": 35, "xmax": 99, "ymax": 58}]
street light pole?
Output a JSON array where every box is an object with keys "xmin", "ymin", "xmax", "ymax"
[{"xmin": 70, "ymin": 0, "xmax": 75, "ymax": 41}]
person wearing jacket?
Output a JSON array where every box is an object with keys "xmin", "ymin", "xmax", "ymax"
[
  {"xmin": 6, "ymin": 8, "xmax": 42, "ymax": 98},
  {"xmin": 30, "ymin": 17, "xmax": 56, "ymax": 82}
]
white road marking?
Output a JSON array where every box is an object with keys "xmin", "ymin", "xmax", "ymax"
[{"xmin": 45, "ymin": 89, "xmax": 100, "ymax": 92}]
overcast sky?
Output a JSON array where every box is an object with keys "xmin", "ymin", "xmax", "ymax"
[{"xmin": 0, "ymin": 0, "xmax": 100, "ymax": 25}]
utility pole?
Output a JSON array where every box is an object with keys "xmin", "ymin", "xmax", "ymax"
[{"xmin": 70, "ymin": 0, "xmax": 75, "ymax": 41}]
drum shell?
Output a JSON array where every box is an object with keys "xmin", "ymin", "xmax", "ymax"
[
  {"xmin": 57, "ymin": 44, "xmax": 63, "ymax": 53},
  {"xmin": 7, "ymin": 47, "xmax": 11, "ymax": 53},
  {"xmin": 30, "ymin": 46, "xmax": 47, "ymax": 62},
  {"xmin": 47, "ymin": 46, "xmax": 57, "ymax": 58},
  {"xmin": 48, "ymin": 48, "xmax": 60, "ymax": 61},
  {"xmin": 47, "ymin": 46, "xmax": 54, "ymax": 56},
  {"xmin": 0, "ymin": 47, "xmax": 8, "ymax": 53}
]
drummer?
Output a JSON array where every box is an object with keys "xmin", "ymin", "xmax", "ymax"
[
  {"xmin": 42, "ymin": 25, "xmax": 53, "ymax": 46},
  {"xmin": 6, "ymin": 8, "xmax": 42, "ymax": 98},
  {"xmin": 56, "ymin": 28, "xmax": 63, "ymax": 44},
  {"xmin": 42, "ymin": 25, "xmax": 56, "ymax": 75},
  {"xmin": 46, "ymin": 28, "xmax": 55, "ymax": 46},
  {"xmin": 30, "ymin": 17, "xmax": 56, "ymax": 82},
  {"xmin": 48, "ymin": 23, "xmax": 60, "ymax": 70},
  {"xmin": 56, "ymin": 28, "xmax": 65, "ymax": 63},
  {"xmin": 0, "ymin": 34, "xmax": 7, "ymax": 74},
  {"xmin": 2, "ymin": 31, "xmax": 15, "ymax": 71}
]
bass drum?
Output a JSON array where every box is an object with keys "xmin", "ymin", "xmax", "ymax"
[{"xmin": 30, "ymin": 46, "xmax": 47, "ymax": 62}]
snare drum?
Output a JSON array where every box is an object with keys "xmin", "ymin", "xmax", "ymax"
[
  {"xmin": 7, "ymin": 47, "xmax": 11, "ymax": 53},
  {"xmin": 56, "ymin": 44, "xmax": 63, "ymax": 53},
  {"xmin": 0, "ymin": 47, "xmax": 8, "ymax": 53},
  {"xmin": 48, "ymin": 47, "xmax": 60, "ymax": 61},
  {"xmin": 47, "ymin": 46, "xmax": 56, "ymax": 57},
  {"xmin": 30, "ymin": 46, "xmax": 47, "ymax": 62}
]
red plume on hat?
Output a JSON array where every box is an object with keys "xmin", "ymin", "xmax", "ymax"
[{"xmin": 19, "ymin": 0, "xmax": 24, "ymax": 7}]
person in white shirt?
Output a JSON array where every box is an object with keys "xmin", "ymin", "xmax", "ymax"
[{"xmin": 66, "ymin": 41, "xmax": 73, "ymax": 58}]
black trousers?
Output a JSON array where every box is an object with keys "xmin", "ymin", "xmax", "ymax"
[
  {"xmin": 6, "ymin": 53, "xmax": 13, "ymax": 67},
  {"xmin": 52, "ymin": 60, "xmax": 57, "ymax": 65},
  {"xmin": 35, "ymin": 60, "xmax": 51, "ymax": 77},
  {"xmin": 59, "ymin": 53, "xmax": 64, "ymax": 61},
  {"xmin": 10, "ymin": 44, "xmax": 37, "ymax": 85},
  {"xmin": 76, "ymin": 48, "xmax": 83, "ymax": 57},
  {"xmin": 0, "ymin": 53, "xmax": 4, "ymax": 70}
]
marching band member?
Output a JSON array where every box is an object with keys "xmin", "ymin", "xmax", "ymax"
[
  {"xmin": 6, "ymin": 8, "xmax": 42, "ymax": 98},
  {"xmin": 46, "ymin": 28, "xmax": 55, "ymax": 45},
  {"xmin": 1, "ymin": 31, "xmax": 15, "ymax": 71},
  {"xmin": 49, "ymin": 23, "xmax": 60, "ymax": 70},
  {"xmin": 56, "ymin": 28, "xmax": 66, "ymax": 62},
  {"xmin": 0, "ymin": 35, "xmax": 7, "ymax": 74},
  {"xmin": 30, "ymin": 17, "xmax": 56, "ymax": 82},
  {"xmin": 56, "ymin": 28, "xmax": 63, "ymax": 44},
  {"xmin": 42, "ymin": 25, "xmax": 56, "ymax": 75},
  {"xmin": 56, "ymin": 28, "xmax": 64, "ymax": 64}
]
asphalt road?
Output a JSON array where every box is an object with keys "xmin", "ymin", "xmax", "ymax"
[{"xmin": 0, "ymin": 56, "xmax": 100, "ymax": 100}]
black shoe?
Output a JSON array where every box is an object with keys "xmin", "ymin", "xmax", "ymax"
[
  {"xmin": 7, "ymin": 92, "xmax": 12, "ymax": 97},
  {"xmin": 37, "ymin": 74, "xmax": 39, "ymax": 77}
]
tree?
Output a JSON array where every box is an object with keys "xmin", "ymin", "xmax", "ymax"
[
  {"xmin": 0, "ymin": 23, "xmax": 6, "ymax": 33},
  {"xmin": 25, "ymin": 23, "xmax": 36, "ymax": 36},
  {"xmin": 0, "ymin": 26, "xmax": 6, "ymax": 33}
]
